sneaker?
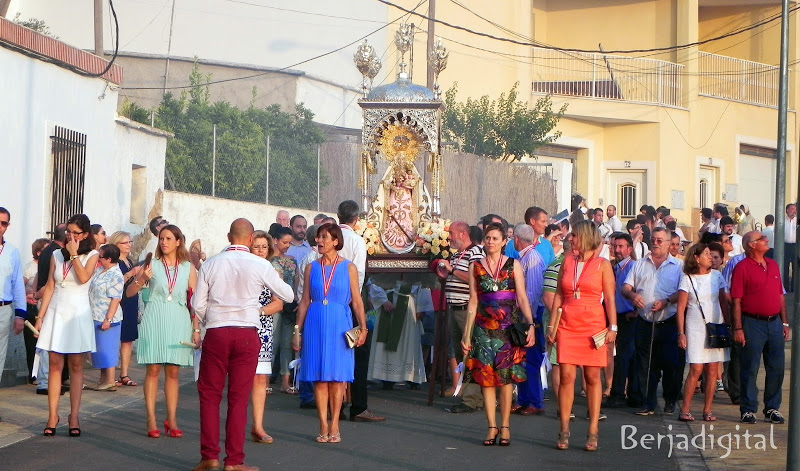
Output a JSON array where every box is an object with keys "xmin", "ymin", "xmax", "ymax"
[
  {"xmin": 635, "ymin": 408, "xmax": 655, "ymax": 416},
  {"xmin": 716, "ymin": 380, "xmax": 725, "ymax": 392},
  {"xmin": 765, "ymin": 409, "xmax": 785, "ymax": 424},
  {"xmin": 664, "ymin": 402, "xmax": 676, "ymax": 414},
  {"xmin": 584, "ymin": 410, "xmax": 608, "ymax": 420},
  {"xmin": 740, "ymin": 412, "xmax": 757, "ymax": 424}
]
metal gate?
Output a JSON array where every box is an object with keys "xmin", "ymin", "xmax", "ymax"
[{"xmin": 49, "ymin": 126, "xmax": 87, "ymax": 232}]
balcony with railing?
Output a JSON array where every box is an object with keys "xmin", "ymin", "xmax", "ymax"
[
  {"xmin": 698, "ymin": 52, "xmax": 781, "ymax": 108},
  {"xmin": 531, "ymin": 47, "xmax": 684, "ymax": 108}
]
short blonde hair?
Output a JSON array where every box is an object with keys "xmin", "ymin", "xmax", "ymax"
[{"xmin": 571, "ymin": 220, "xmax": 601, "ymax": 254}]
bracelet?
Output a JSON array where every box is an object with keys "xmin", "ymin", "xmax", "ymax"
[
  {"xmin": 193, "ymin": 329, "xmax": 201, "ymax": 333},
  {"xmin": 546, "ymin": 325, "xmax": 553, "ymax": 330},
  {"xmin": 783, "ymin": 323, "xmax": 790, "ymax": 327},
  {"xmin": 678, "ymin": 332, "xmax": 684, "ymax": 336},
  {"xmin": 104, "ymin": 318, "xmax": 111, "ymax": 322},
  {"xmin": 134, "ymin": 279, "xmax": 142, "ymax": 287}
]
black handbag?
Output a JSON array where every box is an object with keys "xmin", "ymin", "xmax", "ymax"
[
  {"xmin": 509, "ymin": 323, "xmax": 530, "ymax": 347},
  {"xmin": 688, "ymin": 275, "xmax": 732, "ymax": 349}
]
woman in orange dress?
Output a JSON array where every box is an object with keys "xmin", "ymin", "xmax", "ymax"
[{"xmin": 546, "ymin": 220, "xmax": 617, "ymax": 452}]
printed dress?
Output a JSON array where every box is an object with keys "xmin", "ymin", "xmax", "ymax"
[
  {"xmin": 256, "ymin": 287, "xmax": 274, "ymax": 375},
  {"xmin": 465, "ymin": 258, "xmax": 526, "ymax": 387}
]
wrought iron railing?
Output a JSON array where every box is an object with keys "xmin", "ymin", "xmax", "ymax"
[{"xmin": 531, "ymin": 47, "xmax": 684, "ymax": 107}]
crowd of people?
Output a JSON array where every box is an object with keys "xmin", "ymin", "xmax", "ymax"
[{"xmin": 0, "ymin": 196, "xmax": 793, "ymax": 466}]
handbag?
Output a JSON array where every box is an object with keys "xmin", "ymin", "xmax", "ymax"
[
  {"xmin": 344, "ymin": 326, "xmax": 361, "ymax": 349},
  {"xmin": 688, "ymin": 275, "xmax": 732, "ymax": 349},
  {"xmin": 509, "ymin": 323, "xmax": 530, "ymax": 347}
]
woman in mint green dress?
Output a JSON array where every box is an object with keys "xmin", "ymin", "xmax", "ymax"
[{"xmin": 128, "ymin": 225, "xmax": 199, "ymax": 438}]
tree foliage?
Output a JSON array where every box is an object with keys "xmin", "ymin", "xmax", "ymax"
[
  {"xmin": 136, "ymin": 60, "xmax": 325, "ymax": 208},
  {"xmin": 442, "ymin": 82, "xmax": 567, "ymax": 162},
  {"xmin": 13, "ymin": 12, "xmax": 58, "ymax": 38}
]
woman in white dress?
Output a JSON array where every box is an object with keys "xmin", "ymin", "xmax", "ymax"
[
  {"xmin": 676, "ymin": 243, "xmax": 730, "ymax": 422},
  {"xmin": 34, "ymin": 214, "xmax": 99, "ymax": 437},
  {"xmin": 250, "ymin": 231, "xmax": 283, "ymax": 444}
]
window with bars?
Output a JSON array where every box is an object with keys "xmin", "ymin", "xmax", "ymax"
[
  {"xmin": 619, "ymin": 183, "xmax": 637, "ymax": 218},
  {"xmin": 699, "ymin": 179, "xmax": 708, "ymax": 210},
  {"xmin": 50, "ymin": 126, "xmax": 87, "ymax": 233}
]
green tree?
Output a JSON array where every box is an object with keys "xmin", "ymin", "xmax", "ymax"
[
  {"xmin": 443, "ymin": 82, "xmax": 567, "ymax": 161},
  {"xmin": 150, "ymin": 60, "xmax": 325, "ymax": 207}
]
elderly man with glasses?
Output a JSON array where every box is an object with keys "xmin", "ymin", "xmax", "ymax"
[
  {"xmin": 622, "ymin": 227, "xmax": 685, "ymax": 416},
  {"xmin": 730, "ymin": 231, "xmax": 790, "ymax": 425}
]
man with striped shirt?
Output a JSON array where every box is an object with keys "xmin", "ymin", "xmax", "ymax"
[{"xmin": 437, "ymin": 221, "xmax": 484, "ymax": 413}]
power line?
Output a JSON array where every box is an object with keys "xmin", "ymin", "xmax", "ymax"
[
  {"xmin": 378, "ymin": 0, "xmax": 800, "ymax": 55},
  {"xmin": 225, "ymin": 0, "xmax": 387, "ymax": 24}
]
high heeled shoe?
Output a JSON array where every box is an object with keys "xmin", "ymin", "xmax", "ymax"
[
  {"xmin": 43, "ymin": 416, "xmax": 60, "ymax": 437},
  {"xmin": 498, "ymin": 426, "xmax": 511, "ymax": 446},
  {"xmin": 164, "ymin": 420, "xmax": 183, "ymax": 438},
  {"xmin": 147, "ymin": 429, "xmax": 161, "ymax": 438},
  {"xmin": 67, "ymin": 414, "xmax": 81, "ymax": 437},
  {"xmin": 556, "ymin": 430, "xmax": 570, "ymax": 450},
  {"xmin": 483, "ymin": 426, "xmax": 498, "ymax": 446},
  {"xmin": 584, "ymin": 433, "xmax": 599, "ymax": 452}
]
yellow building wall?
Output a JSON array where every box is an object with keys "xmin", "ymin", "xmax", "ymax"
[{"xmin": 698, "ymin": 5, "xmax": 784, "ymax": 65}]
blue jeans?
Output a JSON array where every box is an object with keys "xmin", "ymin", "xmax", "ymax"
[
  {"xmin": 610, "ymin": 312, "xmax": 637, "ymax": 400},
  {"xmin": 739, "ymin": 315, "xmax": 785, "ymax": 415},
  {"xmin": 517, "ymin": 308, "xmax": 546, "ymax": 409}
]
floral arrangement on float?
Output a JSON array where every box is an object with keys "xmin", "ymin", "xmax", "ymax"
[
  {"xmin": 414, "ymin": 219, "xmax": 452, "ymax": 260},
  {"xmin": 355, "ymin": 219, "xmax": 382, "ymax": 255}
]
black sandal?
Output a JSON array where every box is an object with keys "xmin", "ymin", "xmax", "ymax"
[
  {"xmin": 43, "ymin": 416, "xmax": 59, "ymax": 437},
  {"xmin": 68, "ymin": 414, "xmax": 81, "ymax": 437},
  {"xmin": 483, "ymin": 426, "xmax": 498, "ymax": 446},
  {"xmin": 499, "ymin": 426, "xmax": 511, "ymax": 446}
]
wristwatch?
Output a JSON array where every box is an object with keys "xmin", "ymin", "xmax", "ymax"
[
  {"xmin": 609, "ymin": 324, "xmax": 618, "ymax": 332},
  {"xmin": 438, "ymin": 261, "xmax": 446, "ymax": 269},
  {"xmin": 70, "ymin": 255, "xmax": 79, "ymax": 261}
]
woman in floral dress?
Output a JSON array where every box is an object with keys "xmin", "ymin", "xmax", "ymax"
[{"xmin": 461, "ymin": 223, "xmax": 535, "ymax": 447}]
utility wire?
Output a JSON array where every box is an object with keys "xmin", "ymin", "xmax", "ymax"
[
  {"xmin": 122, "ymin": 0, "xmax": 427, "ymax": 91},
  {"xmin": 378, "ymin": 0, "xmax": 800, "ymax": 55},
  {"xmin": 226, "ymin": 0, "xmax": 387, "ymax": 23}
]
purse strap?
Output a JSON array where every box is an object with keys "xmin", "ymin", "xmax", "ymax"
[{"xmin": 687, "ymin": 275, "xmax": 708, "ymax": 324}]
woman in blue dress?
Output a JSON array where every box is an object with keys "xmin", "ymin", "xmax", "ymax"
[{"xmin": 293, "ymin": 223, "xmax": 367, "ymax": 444}]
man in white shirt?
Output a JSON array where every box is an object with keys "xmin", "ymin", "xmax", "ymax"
[
  {"xmin": 764, "ymin": 214, "xmax": 775, "ymax": 259},
  {"xmin": 0, "ymin": 207, "xmax": 27, "ymax": 394},
  {"xmin": 720, "ymin": 216, "xmax": 744, "ymax": 257},
  {"xmin": 784, "ymin": 204, "xmax": 797, "ymax": 289},
  {"xmin": 336, "ymin": 200, "xmax": 385, "ymax": 422},
  {"xmin": 607, "ymin": 205, "xmax": 623, "ymax": 232},
  {"xmin": 192, "ymin": 218, "xmax": 293, "ymax": 471}
]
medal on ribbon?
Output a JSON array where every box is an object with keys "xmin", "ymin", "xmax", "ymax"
[
  {"xmin": 61, "ymin": 259, "xmax": 73, "ymax": 288},
  {"xmin": 164, "ymin": 259, "xmax": 179, "ymax": 302},
  {"xmin": 320, "ymin": 255, "xmax": 340, "ymax": 306}
]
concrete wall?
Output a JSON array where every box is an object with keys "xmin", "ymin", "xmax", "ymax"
[{"xmin": 160, "ymin": 190, "xmax": 321, "ymax": 257}]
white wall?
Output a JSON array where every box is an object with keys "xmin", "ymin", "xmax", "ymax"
[
  {"xmin": 296, "ymin": 76, "xmax": 363, "ymax": 128},
  {"xmin": 161, "ymin": 191, "xmax": 323, "ymax": 256},
  {"xmin": 0, "ymin": 45, "xmax": 118, "ymax": 261}
]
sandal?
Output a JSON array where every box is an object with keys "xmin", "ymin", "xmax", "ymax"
[
  {"xmin": 483, "ymin": 426, "xmax": 498, "ymax": 446},
  {"xmin": 702, "ymin": 412, "xmax": 717, "ymax": 422},
  {"xmin": 498, "ymin": 426, "xmax": 510, "ymax": 446},
  {"xmin": 556, "ymin": 431, "xmax": 570, "ymax": 450},
  {"xmin": 281, "ymin": 387, "xmax": 298, "ymax": 395},
  {"xmin": 678, "ymin": 412, "xmax": 695, "ymax": 422},
  {"xmin": 584, "ymin": 433, "xmax": 598, "ymax": 452},
  {"xmin": 116, "ymin": 376, "xmax": 138, "ymax": 386},
  {"xmin": 43, "ymin": 416, "xmax": 60, "ymax": 437},
  {"xmin": 265, "ymin": 387, "xmax": 273, "ymax": 395},
  {"xmin": 315, "ymin": 434, "xmax": 329, "ymax": 443},
  {"xmin": 328, "ymin": 432, "xmax": 341, "ymax": 444}
]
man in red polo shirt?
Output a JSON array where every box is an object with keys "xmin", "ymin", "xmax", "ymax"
[{"xmin": 730, "ymin": 231, "xmax": 791, "ymax": 425}]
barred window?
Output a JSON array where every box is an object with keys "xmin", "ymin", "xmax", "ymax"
[{"xmin": 619, "ymin": 183, "xmax": 637, "ymax": 218}]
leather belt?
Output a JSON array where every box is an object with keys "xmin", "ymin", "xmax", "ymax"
[
  {"xmin": 0, "ymin": 301, "xmax": 11, "ymax": 306},
  {"xmin": 450, "ymin": 304, "xmax": 468, "ymax": 311},
  {"xmin": 743, "ymin": 312, "xmax": 779, "ymax": 322}
]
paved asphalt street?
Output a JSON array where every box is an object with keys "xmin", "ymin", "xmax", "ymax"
[{"xmin": 1, "ymin": 368, "xmax": 695, "ymax": 471}]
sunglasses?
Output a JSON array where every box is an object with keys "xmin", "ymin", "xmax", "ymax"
[
  {"xmin": 0, "ymin": 221, "xmax": 8, "ymax": 227},
  {"xmin": 67, "ymin": 230, "xmax": 85, "ymax": 236}
]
